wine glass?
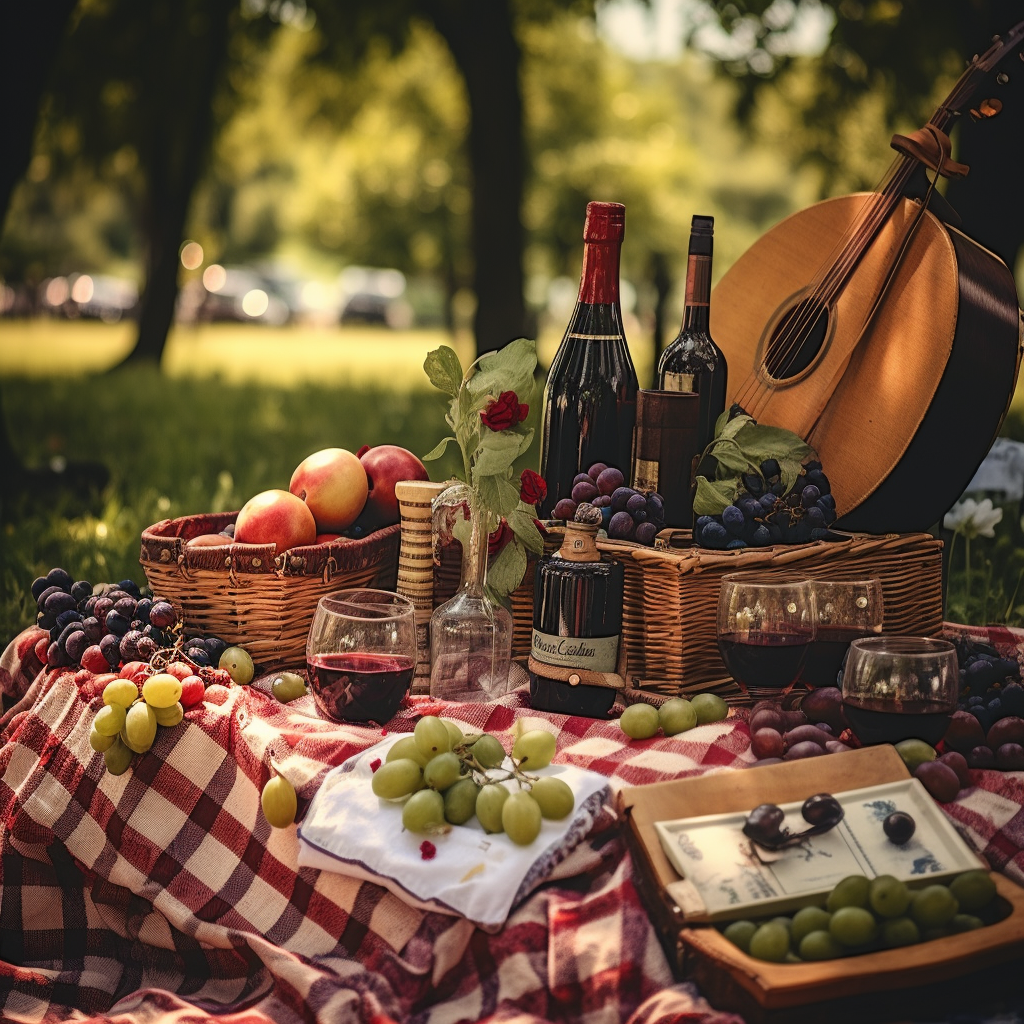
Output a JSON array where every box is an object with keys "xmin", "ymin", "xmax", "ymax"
[
  {"xmin": 306, "ymin": 589, "xmax": 417, "ymax": 724},
  {"xmin": 716, "ymin": 573, "xmax": 816, "ymax": 705},
  {"xmin": 801, "ymin": 577, "xmax": 884, "ymax": 689},
  {"xmin": 841, "ymin": 636, "xmax": 958, "ymax": 746}
]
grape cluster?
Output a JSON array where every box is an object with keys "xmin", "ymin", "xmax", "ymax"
[
  {"xmin": 367, "ymin": 716, "xmax": 574, "ymax": 846},
  {"xmin": 551, "ymin": 463, "xmax": 667, "ymax": 545},
  {"xmin": 694, "ymin": 459, "xmax": 837, "ymax": 550},
  {"xmin": 722, "ymin": 869, "xmax": 1000, "ymax": 962},
  {"xmin": 946, "ymin": 637, "xmax": 1024, "ymax": 770},
  {"xmin": 619, "ymin": 693, "xmax": 729, "ymax": 739},
  {"xmin": 748, "ymin": 699, "xmax": 853, "ymax": 764}
]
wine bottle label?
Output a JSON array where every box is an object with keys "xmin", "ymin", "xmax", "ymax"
[
  {"xmin": 633, "ymin": 457, "xmax": 659, "ymax": 493},
  {"xmin": 662, "ymin": 370, "xmax": 697, "ymax": 392},
  {"xmin": 531, "ymin": 629, "xmax": 619, "ymax": 673}
]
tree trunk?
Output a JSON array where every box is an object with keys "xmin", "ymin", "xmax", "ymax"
[
  {"xmin": 114, "ymin": 0, "xmax": 235, "ymax": 370},
  {"xmin": 424, "ymin": 0, "xmax": 527, "ymax": 356}
]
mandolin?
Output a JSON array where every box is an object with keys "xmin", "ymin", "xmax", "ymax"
[{"xmin": 711, "ymin": 21, "xmax": 1024, "ymax": 534}]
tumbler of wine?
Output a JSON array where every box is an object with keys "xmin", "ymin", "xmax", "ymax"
[
  {"xmin": 801, "ymin": 578, "xmax": 884, "ymax": 689},
  {"xmin": 306, "ymin": 589, "xmax": 417, "ymax": 724},
  {"xmin": 716, "ymin": 574, "xmax": 816, "ymax": 704},
  {"xmin": 841, "ymin": 636, "xmax": 958, "ymax": 746}
]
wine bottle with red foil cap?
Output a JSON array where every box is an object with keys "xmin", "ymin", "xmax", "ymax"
[
  {"xmin": 657, "ymin": 214, "xmax": 727, "ymax": 456},
  {"xmin": 539, "ymin": 201, "xmax": 638, "ymax": 518}
]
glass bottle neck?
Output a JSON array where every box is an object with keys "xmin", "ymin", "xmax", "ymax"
[
  {"xmin": 680, "ymin": 252, "xmax": 711, "ymax": 333},
  {"xmin": 460, "ymin": 495, "xmax": 489, "ymax": 591},
  {"xmin": 578, "ymin": 240, "xmax": 621, "ymax": 305}
]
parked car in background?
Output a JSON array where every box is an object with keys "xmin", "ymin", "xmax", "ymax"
[
  {"xmin": 338, "ymin": 266, "xmax": 413, "ymax": 329},
  {"xmin": 191, "ymin": 265, "xmax": 292, "ymax": 325},
  {"xmin": 39, "ymin": 273, "xmax": 139, "ymax": 323}
]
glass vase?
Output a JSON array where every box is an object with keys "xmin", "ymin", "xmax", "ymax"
[{"xmin": 429, "ymin": 485, "xmax": 513, "ymax": 702}]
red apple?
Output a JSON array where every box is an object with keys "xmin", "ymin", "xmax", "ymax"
[
  {"xmin": 289, "ymin": 447, "xmax": 368, "ymax": 533},
  {"xmin": 355, "ymin": 444, "xmax": 429, "ymax": 529},
  {"xmin": 234, "ymin": 489, "xmax": 317, "ymax": 553}
]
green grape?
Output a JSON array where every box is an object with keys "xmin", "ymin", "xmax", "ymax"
[
  {"xmin": 619, "ymin": 703, "xmax": 660, "ymax": 740},
  {"xmin": 442, "ymin": 720, "xmax": 465, "ymax": 747},
  {"xmin": 261, "ymin": 774, "xmax": 297, "ymax": 828},
  {"xmin": 790, "ymin": 906, "xmax": 832, "ymax": 946},
  {"xmin": 443, "ymin": 777, "xmax": 480, "ymax": 825},
  {"xmin": 910, "ymin": 884, "xmax": 958, "ymax": 928},
  {"xmin": 893, "ymin": 737, "xmax": 936, "ymax": 773},
  {"xmin": 103, "ymin": 678, "xmax": 139, "ymax": 709},
  {"xmin": 153, "ymin": 702, "xmax": 184, "ymax": 728},
  {"xmin": 89, "ymin": 726, "xmax": 115, "ymax": 753},
  {"xmin": 529, "ymin": 777, "xmax": 575, "ymax": 820},
  {"xmin": 371, "ymin": 758, "xmax": 423, "ymax": 800},
  {"xmin": 501, "ymin": 791, "xmax": 543, "ymax": 845},
  {"xmin": 142, "ymin": 673, "xmax": 182, "ymax": 709},
  {"xmin": 272, "ymin": 671, "xmax": 307, "ymax": 703},
  {"xmin": 469, "ymin": 734, "xmax": 506, "ymax": 769},
  {"xmin": 799, "ymin": 929, "xmax": 845, "ymax": 961},
  {"xmin": 748, "ymin": 921, "xmax": 790, "ymax": 962},
  {"xmin": 722, "ymin": 919, "xmax": 758, "ymax": 953},
  {"xmin": 690, "ymin": 692, "xmax": 729, "ymax": 725},
  {"xmin": 386, "ymin": 736, "xmax": 429, "ymax": 767},
  {"xmin": 476, "ymin": 784, "xmax": 510, "ymax": 833},
  {"xmin": 94, "ymin": 702, "xmax": 127, "ymax": 738},
  {"xmin": 826, "ymin": 874, "xmax": 870, "ymax": 912},
  {"xmin": 103, "ymin": 737, "xmax": 133, "ymax": 776},
  {"xmin": 512, "ymin": 730, "xmax": 557, "ymax": 769},
  {"xmin": 948, "ymin": 870, "xmax": 996, "ymax": 913},
  {"xmin": 125, "ymin": 701, "xmax": 158, "ymax": 753},
  {"xmin": 769, "ymin": 915, "xmax": 793, "ymax": 935},
  {"xmin": 658, "ymin": 697, "xmax": 697, "ymax": 736},
  {"xmin": 868, "ymin": 875, "xmax": 911, "ymax": 919},
  {"xmin": 951, "ymin": 913, "xmax": 985, "ymax": 933},
  {"xmin": 881, "ymin": 916, "xmax": 920, "ymax": 948},
  {"xmin": 423, "ymin": 752, "xmax": 461, "ymax": 791},
  {"xmin": 219, "ymin": 646, "xmax": 254, "ymax": 685},
  {"xmin": 414, "ymin": 716, "xmax": 451, "ymax": 759},
  {"xmin": 829, "ymin": 906, "xmax": 878, "ymax": 947},
  {"xmin": 402, "ymin": 789, "xmax": 445, "ymax": 833}
]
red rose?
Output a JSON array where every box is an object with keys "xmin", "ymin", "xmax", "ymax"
[
  {"xmin": 480, "ymin": 391, "xmax": 528, "ymax": 431},
  {"xmin": 519, "ymin": 469, "xmax": 547, "ymax": 506},
  {"xmin": 488, "ymin": 518, "xmax": 513, "ymax": 556}
]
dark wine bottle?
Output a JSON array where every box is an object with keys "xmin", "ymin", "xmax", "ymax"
[
  {"xmin": 539, "ymin": 201, "xmax": 638, "ymax": 518},
  {"xmin": 657, "ymin": 214, "xmax": 727, "ymax": 456}
]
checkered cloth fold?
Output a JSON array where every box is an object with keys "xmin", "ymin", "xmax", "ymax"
[{"xmin": 2, "ymin": 624, "xmax": 1022, "ymax": 1024}]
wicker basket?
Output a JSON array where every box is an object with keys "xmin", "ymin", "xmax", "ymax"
[
  {"xmin": 600, "ymin": 529, "xmax": 945, "ymax": 703},
  {"xmin": 139, "ymin": 511, "xmax": 400, "ymax": 672}
]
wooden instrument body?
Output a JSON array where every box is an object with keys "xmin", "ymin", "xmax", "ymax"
[{"xmin": 711, "ymin": 193, "xmax": 1022, "ymax": 533}]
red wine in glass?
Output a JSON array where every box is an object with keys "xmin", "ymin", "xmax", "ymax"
[
  {"xmin": 842, "ymin": 695, "xmax": 953, "ymax": 746},
  {"xmin": 800, "ymin": 625, "xmax": 876, "ymax": 689},
  {"xmin": 307, "ymin": 652, "xmax": 414, "ymax": 724},
  {"xmin": 718, "ymin": 629, "xmax": 813, "ymax": 699}
]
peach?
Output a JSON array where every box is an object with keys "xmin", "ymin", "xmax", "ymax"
[
  {"xmin": 235, "ymin": 489, "xmax": 317, "ymax": 553},
  {"xmin": 289, "ymin": 448, "xmax": 368, "ymax": 533}
]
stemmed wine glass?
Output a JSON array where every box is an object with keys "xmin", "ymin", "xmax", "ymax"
[
  {"xmin": 716, "ymin": 573, "xmax": 816, "ymax": 705},
  {"xmin": 801, "ymin": 577, "xmax": 884, "ymax": 689},
  {"xmin": 306, "ymin": 589, "xmax": 417, "ymax": 724},
  {"xmin": 841, "ymin": 636, "xmax": 958, "ymax": 746}
]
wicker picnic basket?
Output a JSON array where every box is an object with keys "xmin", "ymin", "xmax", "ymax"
[{"xmin": 139, "ymin": 511, "xmax": 400, "ymax": 672}]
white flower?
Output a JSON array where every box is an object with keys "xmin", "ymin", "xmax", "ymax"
[{"xmin": 943, "ymin": 497, "xmax": 1003, "ymax": 538}]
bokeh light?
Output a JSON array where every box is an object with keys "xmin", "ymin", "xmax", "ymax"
[
  {"xmin": 241, "ymin": 289, "xmax": 270, "ymax": 317},
  {"xmin": 203, "ymin": 264, "xmax": 227, "ymax": 292},
  {"xmin": 180, "ymin": 241, "xmax": 204, "ymax": 270}
]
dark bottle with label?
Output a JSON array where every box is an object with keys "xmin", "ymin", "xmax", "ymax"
[
  {"xmin": 539, "ymin": 201, "xmax": 639, "ymax": 518},
  {"xmin": 528, "ymin": 516, "xmax": 624, "ymax": 717},
  {"xmin": 657, "ymin": 214, "xmax": 727, "ymax": 456}
]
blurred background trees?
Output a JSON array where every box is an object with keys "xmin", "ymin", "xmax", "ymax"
[{"xmin": 2, "ymin": 0, "xmax": 1021, "ymax": 368}]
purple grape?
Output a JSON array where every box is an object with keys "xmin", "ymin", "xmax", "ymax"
[
  {"xmin": 57, "ymin": 622, "xmax": 84, "ymax": 647},
  {"xmin": 574, "ymin": 473, "xmax": 592, "ymax": 486},
  {"xmin": 587, "ymin": 462, "xmax": 608, "ymax": 481},
  {"xmin": 55, "ymin": 609, "xmax": 83, "ymax": 629},
  {"xmin": 610, "ymin": 486, "xmax": 635, "ymax": 513},
  {"xmin": 81, "ymin": 616, "xmax": 103, "ymax": 643},
  {"xmin": 802, "ymin": 793, "xmax": 843, "ymax": 828},
  {"xmin": 571, "ymin": 480, "xmax": 599, "ymax": 503},
  {"xmin": 646, "ymin": 494, "xmax": 665, "ymax": 518},
  {"xmin": 149, "ymin": 601, "xmax": 177, "ymax": 629},
  {"xmin": 71, "ymin": 580, "xmax": 93, "ymax": 605},
  {"xmin": 597, "ymin": 467, "xmax": 625, "ymax": 496},
  {"xmin": 31, "ymin": 576, "xmax": 50, "ymax": 601},
  {"xmin": 117, "ymin": 579, "xmax": 142, "ymax": 599},
  {"xmin": 45, "ymin": 567, "xmax": 75, "ymax": 591},
  {"xmin": 591, "ymin": 494, "xmax": 612, "ymax": 508},
  {"xmin": 104, "ymin": 609, "xmax": 130, "ymax": 637},
  {"xmin": 65, "ymin": 630, "xmax": 90, "ymax": 664},
  {"xmin": 625, "ymin": 493, "xmax": 648, "ymax": 515},
  {"xmin": 99, "ymin": 634, "xmax": 121, "ymax": 668},
  {"xmin": 552, "ymin": 498, "xmax": 577, "ymax": 521},
  {"xmin": 608, "ymin": 511, "xmax": 635, "ymax": 540},
  {"xmin": 801, "ymin": 484, "xmax": 820, "ymax": 506},
  {"xmin": 133, "ymin": 597, "xmax": 154, "ymax": 625},
  {"xmin": 113, "ymin": 596, "xmax": 138, "ymax": 620},
  {"xmin": 743, "ymin": 803, "xmax": 786, "ymax": 845},
  {"xmin": 44, "ymin": 591, "xmax": 78, "ymax": 617},
  {"xmin": 634, "ymin": 522, "xmax": 657, "ymax": 545},
  {"xmin": 722, "ymin": 505, "xmax": 745, "ymax": 535},
  {"xmin": 883, "ymin": 811, "xmax": 915, "ymax": 845}
]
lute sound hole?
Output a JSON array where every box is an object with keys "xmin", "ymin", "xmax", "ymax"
[{"xmin": 762, "ymin": 298, "xmax": 832, "ymax": 382}]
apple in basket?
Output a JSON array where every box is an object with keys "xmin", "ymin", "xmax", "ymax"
[
  {"xmin": 289, "ymin": 447, "xmax": 369, "ymax": 533},
  {"xmin": 353, "ymin": 444, "xmax": 429, "ymax": 530},
  {"xmin": 234, "ymin": 489, "xmax": 317, "ymax": 553}
]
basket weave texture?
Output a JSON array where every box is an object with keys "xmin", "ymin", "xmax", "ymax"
[
  {"xmin": 140, "ymin": 512, "xmax": 400, "ymax": 672},
  {"xmin": 599, "ymin": 530, "xmax": 945, "ymax": 702}
]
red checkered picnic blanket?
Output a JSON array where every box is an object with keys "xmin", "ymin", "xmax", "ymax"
[{"xmin": 1, "ymin": 624, "xmax": 1023, "ymax": 1024}]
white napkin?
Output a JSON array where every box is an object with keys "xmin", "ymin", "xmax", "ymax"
[{"xmin": 297, "ymin": 733, "xmax": 610, "ymax": 931}]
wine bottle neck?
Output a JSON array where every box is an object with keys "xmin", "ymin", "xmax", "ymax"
[
  {"xmin": 578, "ymin": 239, "xmax": 621, "ymax": 305},
  {"xmin": 681, "ymin": 252, "xmax": 711, "ymax": 332}
]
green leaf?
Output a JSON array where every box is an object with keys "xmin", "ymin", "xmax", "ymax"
[
  {"xmin": 486, "ymin": 538, "xmax": 528, "ymax": 600},
  {"xmin": 466, "ymin": 338, "xmax": 537, "ymax": 402},
  {"xmin": 732, "ymin": 421, "xmax": 814, "ymax": 468},
  {"xmin": 477, "ymin": 474, "xmax": 521, "ymax": 519},
  {"xmin": 422, "ymin": 436, "xmax": 456, "ymax": 462},
  {"xmin": 707, "ymin": 439, "xmax": 749, "ymax": 476},
  {"xmin": 715, "ymin": 411, "xmax": 755, "ymax": 443},
  {"xmin": 778, "ymin": 457, "xmax": 805, "ymax": 494},
  {"xmin": 693, "ymin": 475, "xmax": 739, "ymax": 516},
  {"xmin": 473, "ymin": 430, "xmax": 525, "ymax": 477},
  {"xmin": 508, "ymin": 506, "xmax": 544, "ymax": 555},
  {"xmin": 423, "ymin": 346, "xmax": 464, "ymax": 398}
]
